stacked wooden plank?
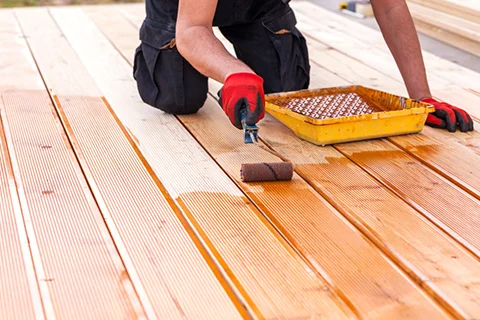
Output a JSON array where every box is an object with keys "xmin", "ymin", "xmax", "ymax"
[
  {"xmin": 407, "ymin": 0, "xmax": 480, "ymax": 56},
  {"xmin": 0, "ymin": 1, "xmax": 480, "ymax": 319}
]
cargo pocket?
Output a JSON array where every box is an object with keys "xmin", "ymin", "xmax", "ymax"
[
  {"xmin": 262, "ymin": 10, "xmax": 310, "ymax": 91},
  {"xmin": 133, "ymin": 19, "xmax": 185, "ymax": 112}
]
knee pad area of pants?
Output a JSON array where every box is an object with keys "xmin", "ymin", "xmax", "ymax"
[{"xmin": 153, "ymin": 90, "xmax": 208, "ymax": 115}]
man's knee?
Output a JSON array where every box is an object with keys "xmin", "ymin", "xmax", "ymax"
[
  {"xmin": 134, "ymin": 19, "xmax": 208, "ymax": 115},
  {"xmin": 153, "ymin": 90, "xmax": 208, "ymax": 115}
]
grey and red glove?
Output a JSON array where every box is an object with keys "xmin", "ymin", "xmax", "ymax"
[
  {"xmin": 218, "ymin": 73, "xmax": 265, "ymax": 129},
  {"xmin": 422, "ymin": 98, "xmax": 474, "ymax": 132}
]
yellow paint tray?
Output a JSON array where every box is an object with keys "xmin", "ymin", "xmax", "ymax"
[{"xmin": 265, "ymin": 85, "xmax": 435, "ymax": 145}]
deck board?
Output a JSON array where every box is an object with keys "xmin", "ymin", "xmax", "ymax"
[
  {"xmin": 0, "ymin": 95, "xmax": 39, "ymax": 320},
  {"xmin": 51, "ymin": 7, "xmax": 354, "ymax": 319},
  {"xmin": 15, "ymin": 8, "xmax": 246, "ymax": 319},
  {"xmin": 336, "ymin": 139, "xmax": 480, "ymax": 256},
  {"xmin": 0, "ymin": 10, "xmax": 136, "ymax": 319}
]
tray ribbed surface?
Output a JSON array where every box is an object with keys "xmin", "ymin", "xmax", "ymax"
[{"xmin": 272, "ymin": 92, "xmax": 382, "ymax": 119}]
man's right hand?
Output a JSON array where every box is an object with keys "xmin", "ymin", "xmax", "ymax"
[{"xmin": 219, "ymin": 73, "xmax": 265, "ymax": 129}]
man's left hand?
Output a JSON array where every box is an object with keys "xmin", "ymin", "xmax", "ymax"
[{"xmin": 422, "ymin": 98, "xmax": 474, "ymax": 132}]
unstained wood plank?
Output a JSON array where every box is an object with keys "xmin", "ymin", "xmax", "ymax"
[{"xmin": 292, "ymin": 2, "xmax": 480, "ymax": 120}]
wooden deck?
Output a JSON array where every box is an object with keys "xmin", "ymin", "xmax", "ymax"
[{"xmin": 1, "ymin": 2, "xmax": 479, "ymax": 319}]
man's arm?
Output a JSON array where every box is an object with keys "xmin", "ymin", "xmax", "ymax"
[
  {"xmin": 176, "ymin": 0, "xmax": 265, "ymax": 128},
  {"xmin": 371, "ymin": 0, "xmax": 474, "ymax": 132},
  {"xmin": 176, "ymin": 0, "xmax": 253, "ymax": 82},
  {"xmin": 370, "ymin": 0, "xmax": 431, "ymax": 100}
]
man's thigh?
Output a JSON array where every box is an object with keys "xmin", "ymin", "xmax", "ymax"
[
  {"xmin": 134, "ymin": 19, "xmax": 208, "ymax": 114},
  {"xmin": 219, "ymin": 9, "xmax": 311, "ymax": 94}
]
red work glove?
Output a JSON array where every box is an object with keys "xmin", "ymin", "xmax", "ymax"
[
  {"xmin": 218, "ymin": 73, "xmax": 265, "ymax": 129},
  {"xmin": 422, "ymin": 98, "xmax": 474, "ymax": 132}
]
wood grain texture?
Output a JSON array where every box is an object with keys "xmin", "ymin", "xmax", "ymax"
[
  {"xmin": 407, "ymin": 2, "xmax": 480, "ymax": 57},
  {"xmin": 15, "ymin": 7, "xmax": 246, "ymax": 319},
  {"xmin": 408, "ymin": 0, "xmax": 480, "ymax": 24},
  {"xmin": 389, "ymin": 133, "xmax": 480, "ymax": 200},
  {"xmin": 0, "ymin": 10, "xmax": 136, "ymax": 319},
  {"xmin": 53, "ymin": 7, "xmax": 354, "ymax": 319},
  {"xmin": 0, "ymin": 95, "xmax": 40, "ymax": 320},
  {"xmin": 336, "ymin": 139, "xmax": 480, "ymax": 257}
]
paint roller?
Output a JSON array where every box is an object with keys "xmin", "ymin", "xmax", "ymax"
[{"xmin": 239, "ymin": 109, "xmax": 293, "ymax": 182}]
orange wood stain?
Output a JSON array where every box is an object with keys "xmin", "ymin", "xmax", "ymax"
[
  {"xmin": 175, "ymin": 192, "xmax": 354, "ymax": 319},
  {"xmin": 389, "ymin": 133, "xmax": 480, "ymax": 200},
  {"xmin": 336, "ymin": 140, "xmax": 480, "ymax": 257},
  {"xmin": 256, "ymin": 114, "xmax": 480, "ymax": 318},
  {"xmin": 421, "ymin": 127, "xmax": 480, "ymax": 158},
  {"xmin": 178, "ymin": 100, "xmax": 450, "ymax": 319},
  {"xmin": 295, "ymin": 159, "xmax": 480, "ymax": 319}
]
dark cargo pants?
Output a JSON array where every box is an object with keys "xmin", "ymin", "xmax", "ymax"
[{"xmin": 133, "ymin": 0, "xmax": 311, "ymax": 115}]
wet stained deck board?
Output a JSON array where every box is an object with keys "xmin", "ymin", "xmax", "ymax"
[
  {"xmin": 205, "ymin": 34, "xmax": 480, "ymax": 317},
  {"xmin": 49, "ymin": 6, "xmax": 355, "ymax": 319},
  {"xmin": 88, "ymin": 7, "xmax": 460, "ymax": 319},
  {"xmin": 0, "ymin": 10, "xmax": 137, "ymax": 319},
  {"xmin": 15, "ymin": 8, "xmax": 245, "ymax": 319},
  {"xmin": 336, "ymin": 139, "xmax": 480, "ymax": 255},
  {"xmin": 245, "ymin": 110, "xmax": 480, "ymax": 319}
]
